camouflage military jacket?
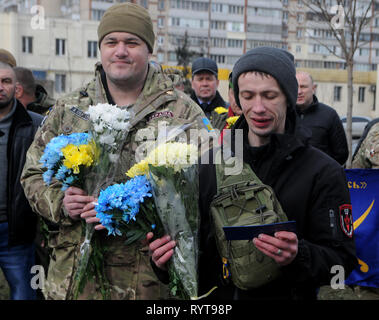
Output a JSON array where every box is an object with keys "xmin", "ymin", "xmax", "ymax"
[
  {"xmin": 21, "ymin": 63, "xmax": 211, "ymax": 300},
  {"xmin": 352, "ymin": 122, "xmax": 379, "ymax": 169}
]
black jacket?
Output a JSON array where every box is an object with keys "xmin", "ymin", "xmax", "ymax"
[
  {"xmin": 190, "ymin": 90, "xmax": 227, "ymax": 116},
  {"xmin": 198, "ymin": 116, "xmax": 357, "ymax": 300},
  {"xmin": 7, "ymin": 100, "xmax": 43, "ymax": 246},
  {"xmin": 296, "ymin": 95, "xmax": 348, "ymax": 165},
  {"xmin": 190, "ymin": 90, "xmax": 228, "ymax": 131}
]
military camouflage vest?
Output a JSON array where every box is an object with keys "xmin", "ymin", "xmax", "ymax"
[{"xmin": 352, "ymin": 121, "xmax": 379, "ymax": 169}]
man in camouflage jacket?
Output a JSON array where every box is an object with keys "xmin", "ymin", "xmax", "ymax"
[
  {"xmin": 352, "ymin": 119, "xmax": 379, "ymax": 169},
  {"xmin": 21, "ymin": 3, "xmax": 210, "ymax": 300}
]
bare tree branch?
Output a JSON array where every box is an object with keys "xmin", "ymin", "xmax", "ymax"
[{"xmin": 281, "ymin": 0, "xmax": 377, "ymax": 167}]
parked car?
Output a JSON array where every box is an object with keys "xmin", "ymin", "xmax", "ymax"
[{"xmin": 340, "ymin": 116, "xmax": 372, "ymax": 139}]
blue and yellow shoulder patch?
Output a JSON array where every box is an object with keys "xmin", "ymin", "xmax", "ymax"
[{"xmin": 202, "ymin": 117, "xmax": 214, "ymax": 132}]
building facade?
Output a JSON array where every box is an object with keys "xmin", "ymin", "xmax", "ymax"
[{"xmin": 0, "ymin": 0, "xmax": 378, "ymax": 118}]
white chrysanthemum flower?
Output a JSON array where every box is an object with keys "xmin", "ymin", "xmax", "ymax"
[
  {"xmin": 99, "ymin": 134, "xmax": 115, "ymax": 145},
  {"xmin": 108, "ymin": 153, "xmax": 120, "ymax": 163}
]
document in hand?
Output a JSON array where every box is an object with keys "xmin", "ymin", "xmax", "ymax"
[{"xmin": 223, "ymin": 221, "xmax": 297, "ymax": 241}]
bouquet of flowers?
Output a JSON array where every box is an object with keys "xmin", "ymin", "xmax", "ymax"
[
  {"xmin": 40, "ymin": 132, "xmax": 96, "ymax": 191},
  {"xmin": 126, "ymin": 142, "xmax": 199, "ymax": 300},
  {"xmin": 71, "ymin": 103, "xmax": 132, "ymax": 299},
  {"xmin": 95, "ymin": 175, "xmax": 162, "ymax": 245}
]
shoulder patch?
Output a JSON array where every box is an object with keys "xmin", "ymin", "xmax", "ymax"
[
  {"xmin": 39, "ymin": 115, "xmax": 48, "ymax": 127},
  {"xmin": 202, "ymin": 117, "xmax": 214, "ymax": 132},
  {"xmin": 339, "ymin": 204, "xmax": 353, "ymax": 238},
  {"xmin": 70, "ymin": 106, "xmax": 89, "ymax": 121},
  {"xmin": 148, "ymin": 110, "xmax": 174, "ymax": 121}
]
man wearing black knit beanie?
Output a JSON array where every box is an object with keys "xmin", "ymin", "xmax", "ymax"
[{"xmin": 150, "ymin": 46, "xmax": 357, "ymax": 300}]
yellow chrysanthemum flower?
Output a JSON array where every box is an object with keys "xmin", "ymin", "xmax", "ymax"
[
  {"xmin": 62, "ymin": 143, "xmax": 96, "ymax": 174},
  {"xmin": 126, "ymin": 142, "xmax": 198, "ymax": 177},
  {"xmin": 226, "ymin": 116, "xmax": 240, "ymax": 128},
  {"xmin": 126, "ymin": 159, "xmax": 149, "ymax": 178},
  {"xmin": 214, "ymin": 107, "xmax": 228, "ymax": 114}
]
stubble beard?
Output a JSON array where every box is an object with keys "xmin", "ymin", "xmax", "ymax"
[{"xmin": 0, "ymin": 97, "xmax": 14, "ymax": 110}]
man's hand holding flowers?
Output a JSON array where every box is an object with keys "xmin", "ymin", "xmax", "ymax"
[
  {"xmin": 63, "ymin": 186, "xmax": 96, "ymax": 221},
  {"xmin": 147, "ymin": 233, "xmax": 176, "ymax": 271}
]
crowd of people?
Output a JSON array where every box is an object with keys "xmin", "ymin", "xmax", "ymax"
[{"xmin": 0, "ymin": 2, "xmax": 378, "ymax": 301}]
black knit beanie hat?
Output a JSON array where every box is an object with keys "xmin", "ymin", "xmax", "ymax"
[{"xmin": 232, "ymin": 47, "xmax": 298, "ymax": 110}]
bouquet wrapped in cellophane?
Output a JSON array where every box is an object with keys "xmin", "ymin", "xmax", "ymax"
[
  {"xmin": 126, "ymin": 142, "xmax": 200, "ymax": 300},
  {"xmin": 71, "ymin": 103, "xmax": 132, "ymax": 299},
  {"xmin": 95, "ymin": 174, "xmax": 163, "ymax": 244}
]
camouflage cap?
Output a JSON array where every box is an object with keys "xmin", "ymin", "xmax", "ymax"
[{"xmin": 0, "ymin": 49, "xmax": 17, "ymax": 67}]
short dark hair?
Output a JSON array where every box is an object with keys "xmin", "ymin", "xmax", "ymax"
[{"xmin": 14, "ymin": 67, "xmax": 36, "ymax": 96}]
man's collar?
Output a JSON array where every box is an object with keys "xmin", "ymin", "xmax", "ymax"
[{"xmin": 197, "ymin": 98, "xmax": 211, "ymax": 105}]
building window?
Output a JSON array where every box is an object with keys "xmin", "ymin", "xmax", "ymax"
[
  {"xmin": 157, "ymin": 35, "xmax": 164, "ymax": 46},
  {"xmin": 22, "ymin": 36, "xmax": 33, "ymax": 53},
  {"xmin": 139, "ymin": 0, "xmax": 148, "ymax": 9},
  {"xmin": 168, "ymin": 51, "xmax": 177, "ymax": 62},
  {"xmin": 359, "ymin": 48, "xmax": 370, "ymax": 56},
  {"xmin": 157, "ymin": 52, "xmax": 164, "ymax": 63},
  {"xmin": 283, "ymin": 11, "xmax": 288, "ymax": 22},
  {"xmin": 32, "ymin": 70, "xmax": 46, "ymax": 80},
  {"xmin": 88, "ymin": 41, "xmax": 97, "ymax": 58},
  {"xmin": 358, "ymin": 87, "xmax": 365, "ymax": 102},
  {"xmin": 334, "ymin": 86, "xmax": 342, "ymax": 102},
  {"xmin": 210, "ymin": 54, "xmax": 225, "ymax": 64},
  {"xmin": 158, "ymin": 0, "xmax": 165, "ymax": 10},
  {"xmin": 158, "ymin": 17, "xmax": 165, "ymax": 28},
  {"xmin": 212, "ymin": 3, "xmax": 223, "ymax": 13},
  {"xmin": 227, "ymin": 39, "xmax": 243, "ymax": 48},
  {"xmin": 56, "ymin": 39, "xmax": 65, "ymax": 56},
  {"xmin": 91, "ymin": 9, "xmax": 105, "ymax": 21},
  {"xmin": 55, "ymin": 74, "xmax": 66, "ymax": 93}
]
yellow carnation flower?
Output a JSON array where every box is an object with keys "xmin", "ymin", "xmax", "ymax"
[{"xmin": 214, "ymin": 107, "xmax": 228, "ymax": 114}]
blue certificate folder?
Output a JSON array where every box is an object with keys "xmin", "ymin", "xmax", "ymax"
[{"xmin": 223, "ymin": 221, "xmax": 297, "ymax": 241}]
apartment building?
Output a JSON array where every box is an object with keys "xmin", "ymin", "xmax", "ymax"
[
  {"xmin": 0, "ymin": 0, "xmax": 157, "ymax": 98},
  {"xmin": 0, "ymin": 0, "xmax": 378, "ymax": 117},
  {"xmin": 285, "ymin": 0, "xmax": 379, "ymax": 117},
  {"xmin": 156, "ymin": 0, "xmax": 285, "ymax": 68}
]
